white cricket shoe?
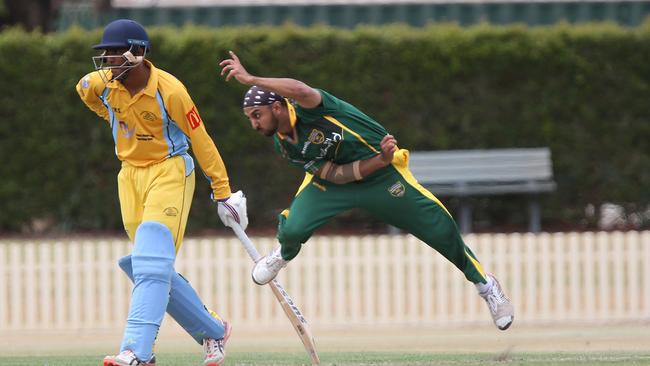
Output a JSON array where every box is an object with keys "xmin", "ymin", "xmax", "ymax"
[
  {"xmin": 251, "ymin": 246, "xmax": 288, "ymax": 285},
  {"xmin": 203, "ymin": 320, "xmax": 232, "ymax": 366},
  {"xmin": 479, "ymin": 274, "xmax": 514, "ymax": 330},
  {"xmin": 103, "ymin": 350, "xmax": 155, "ymax": 366}
]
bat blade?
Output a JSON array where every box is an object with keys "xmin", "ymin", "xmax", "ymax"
[
  {"xmin": 269, "ymin": 280, "xmax": 320, "ymax": 365},
  {"xmin": 229, "ymin": 224, "xmax": 320, "ymax": 365}
]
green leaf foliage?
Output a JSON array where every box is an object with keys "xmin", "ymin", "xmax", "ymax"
[{"xmin": 1, "ymin": 23, "xmax": 648, "ymax": 233}]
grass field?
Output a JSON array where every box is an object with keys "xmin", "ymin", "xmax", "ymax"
[
  {"xmin": 2, "ymin": 352, "xmax": 650, "ymax": 366},
  {"xmin": 2, "ymin": 324, "xmax": 649, "ymax": 366}
]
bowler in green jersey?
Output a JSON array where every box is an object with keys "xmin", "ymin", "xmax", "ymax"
[{"xmin": 219, "ymin": 51, "xmax": 514, "ymax": 331}]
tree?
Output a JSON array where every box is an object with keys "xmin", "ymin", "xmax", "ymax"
[{"xmin": 1, "ymin": 0, "xmax": 62, "ymax": 32}]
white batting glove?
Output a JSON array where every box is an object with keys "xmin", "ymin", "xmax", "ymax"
[{"xmin": 216, "ymin": 190, "xmax": 248, "ymax": 231}]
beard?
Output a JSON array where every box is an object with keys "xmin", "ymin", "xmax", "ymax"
[{"xmin": 260, "ymin": 114, "xmax": 281, "ymax": 136}]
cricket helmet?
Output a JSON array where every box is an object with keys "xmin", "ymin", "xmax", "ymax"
[
  {"xmin": 93, "ymin": 19, "xmax": 150, "ymax": 50},
  {"xmin": 92, "ymin": 19, "xmax": 150, "ymax": 83}
]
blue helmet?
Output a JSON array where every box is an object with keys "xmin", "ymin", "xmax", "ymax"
[
  {"xmin": 93, "ymin": 19, "xmax": 150, "ymax": 50},
  {"xmin": 92, "ymin": 19, "xmax": 150, "ymax": 83}
]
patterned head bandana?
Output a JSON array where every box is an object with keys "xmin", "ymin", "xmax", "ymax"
[{"xmin": 243, "ymin": 85, "xmax": 284, "ymax": 107}]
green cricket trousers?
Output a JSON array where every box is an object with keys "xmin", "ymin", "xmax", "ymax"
[{"xmin": 277, "ymin": 149, "xmax": 487, "ymax": 284}]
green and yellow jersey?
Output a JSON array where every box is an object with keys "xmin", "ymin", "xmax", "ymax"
[
  {"xmin": 76, "ymin": 60, "xmax": 231, "ymax": 200},
  {"xmin": 274, "ymin": 89, "xmax": 388, "ymax": 175}
]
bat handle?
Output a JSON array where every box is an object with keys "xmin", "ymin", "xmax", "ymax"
[{"xmin": 230, "ymin": 223, "xmax": 263, "ymax": 262}]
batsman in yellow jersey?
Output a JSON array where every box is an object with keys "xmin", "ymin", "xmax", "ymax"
[{"xmin": 76, "ymin": 19, "xmax": 245, "ymax": 366}]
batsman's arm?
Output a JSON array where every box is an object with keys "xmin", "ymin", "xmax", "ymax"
[
  {"xmin": 219, "ymin": 51, "xmax": 322, "ymax": 109},
  {"xmin": 75, "ymin": 72, "xmax": 110, "ymax": 121},
  {"xmin": 166, "ymin": 89, "xmax": 232, "ymax": 200}
]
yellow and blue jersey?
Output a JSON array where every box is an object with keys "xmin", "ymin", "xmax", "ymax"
[{"xmin": 76, "ymin": 60, "xmax": 231, "ymax": 200}]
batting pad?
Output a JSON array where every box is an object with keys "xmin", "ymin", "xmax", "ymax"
[
  {"xmin": 120, "ymin": 221, "xmax": 176, "ymax": 361},
  {"xmin": 119, "ymin": 256, "xmax": 226, "ymax": 344}
]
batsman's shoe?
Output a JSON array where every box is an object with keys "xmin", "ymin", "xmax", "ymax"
[
  {"xmin": 251, "ymin": 246, "xmax": 288, "ymax": 285},
  {"xmin": 479, "ymin": 274, "xmax": 514, "ymax": 330},
  {"xmin": 103, "ymin": 350, "xmax": 155, "ymax": 366},
  {"xmin": 203, "ymin": 320, "xmax": 232, "ymax": 366}
]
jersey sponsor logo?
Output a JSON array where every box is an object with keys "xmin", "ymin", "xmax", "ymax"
[
  {"xmin": 319, "ymin": 132, "xmax": 342, "ymax": 157},
  {"xmin": 308, "ymin": 129, "xmax": 325, "ymax": 144},
  {"xmin": 388, "ymin": 181, "xmax": 405, "ymax": 197},
  {"xmin": 186, "ymin": 106, "xmax": 202, "ymax": 130},
  {"xmin": 118, "ymin": 121, "xmax": 135, "ymax": 139},
  {"xmin": 164, "ymin": 207, "xmax": 179, "ymax": 217},
  {"xmin": 301, "ymin": 141, "xmax": 311, "ymax": 155},
  {"xmin": 82, "ymin": 76, "xmax": 90, "ymax": 89},
  {"xmin": 136, "ymin": 133, "xmax": 154, "ymax": 141},
  {"xmin": 140, "ymin": 111, "xmax": 157, "ymax": 121}
]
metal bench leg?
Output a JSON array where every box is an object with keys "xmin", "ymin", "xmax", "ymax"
[
  {"xmin": 387, "ymin": 225, "xmax": 401, "ymax": 235},
  {"xmin": 459, "ymin": 199, "xmax": 472, "ymax": 234},
  {"xmin": 528, "ymin": 196, "xmax": 542, "ymax": 233}
]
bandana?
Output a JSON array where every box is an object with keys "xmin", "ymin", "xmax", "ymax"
[{"xmin": 243, "ymin": 86, "xmax": 284, "ymax": 107}]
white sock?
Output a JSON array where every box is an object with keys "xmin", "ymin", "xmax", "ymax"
[{"xmin": 475, "ymin": 275, "xmax": 493, "ymax": 294}]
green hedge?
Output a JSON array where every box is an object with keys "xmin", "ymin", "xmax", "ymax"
[{"xmin": 1, "ymin": 23, "xmax": 648, "ymax": 234}]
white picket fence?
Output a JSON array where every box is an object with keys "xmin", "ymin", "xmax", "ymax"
[{"xmin": 0, "ymin": 231, "xmax": 649, "ymax": 333}]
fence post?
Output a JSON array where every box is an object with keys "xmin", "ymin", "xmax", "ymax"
[
  {"xmin": 626, "ymin": 231, "xmax": 639, "ymax": 320},
  {"xmin": 54, "ymin": 242, "xmax": 65, "ymax": 329},
  {"xmin": 643, "ymin": 231, "xmax": 650, "ymax": 318},
  {"xmin": 82, "ymin": 241, "xmax": 95, "ymax": 328},
  {"xmin": 0, "ymin": 243, "xmax": 6, "ymax": 330},
  {"xmin": 553, "ymin": 233, "xmax": 566, "ymax": 321},
  {"xmin": 540, "ymin": 233, "xmax": 551, "ymax": 321},
  {"xmin": 319, "ymin": 237, "xmax": 333, "ymax": 324},
  {"xmin": 597, "ymin": 232, "xmax": 611, "ymax": 320},
  {"xmin": 568, "ymin": 232, "xmax": 580, "ymax": 321},
  {"xmin": 613, "ymin": 232, "xmax": 625, "ymax": 320},
  {"xmin": 583, "ymin": 232, "xmax": 596, "ymax": 321},
  {"xmin": 98, "ymin": 241, "xmax": 110, "ymax": 328},
  {"xmin": 25, "ymin": 242, "xmax": 36, "ymax": 329},
  {"xmin": 524, "ymin": 233, "xmax": 537, "ymax": 322},
  {"xmin": 10, "ymin": 243, "xmax": 22, "ymax": 330},
  {"xmin": 349, "ymin": 236, "xmax": 361, "ymax": 325}
]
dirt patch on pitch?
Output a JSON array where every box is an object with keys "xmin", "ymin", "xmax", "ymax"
[{"xmin": 1, "ymin": 323, "xmax": 648, "ymax": 356}]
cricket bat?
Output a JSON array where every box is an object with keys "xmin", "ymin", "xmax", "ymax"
[{"xmin": 231, "ymin": 224, "xmax": 320, "ymax": 365}]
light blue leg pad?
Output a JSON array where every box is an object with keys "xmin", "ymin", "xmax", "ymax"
[
  {"xmin": 120, "ymin": 221, "xmax": 175, "ymax": 361},
  {"xmin": 119, "ymin": 257, "xmax": 225, "ymax": 345}
]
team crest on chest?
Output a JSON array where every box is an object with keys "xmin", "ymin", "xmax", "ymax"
[
  {"xmin": 163, "ymin": 207, "xmax": 178, "ymax": 216},
  {"xmin": 388, "ymin": 181, "xmax": 405, "ymax": 197},
  {"xmin": 308, "ymin": 129, "xmax": 325, "ymax": 144},
  {"xmin": 140, "ymin": 111, "xmax": 157, "ymax": 121}
]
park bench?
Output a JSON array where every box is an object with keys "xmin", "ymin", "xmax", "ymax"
[{"xmin": 408, "ymin": 147, "xmax": 556, "ymax": 233}]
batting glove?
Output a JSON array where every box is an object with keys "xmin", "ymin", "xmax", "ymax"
[{"xmin": 216, "ymin": 190, "xmax": 248, "ymax": 231}]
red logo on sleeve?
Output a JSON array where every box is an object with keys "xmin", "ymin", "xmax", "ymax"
[{"xmin": 186, "ymin": 107, "xmax": 202, "ymax": 130}]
